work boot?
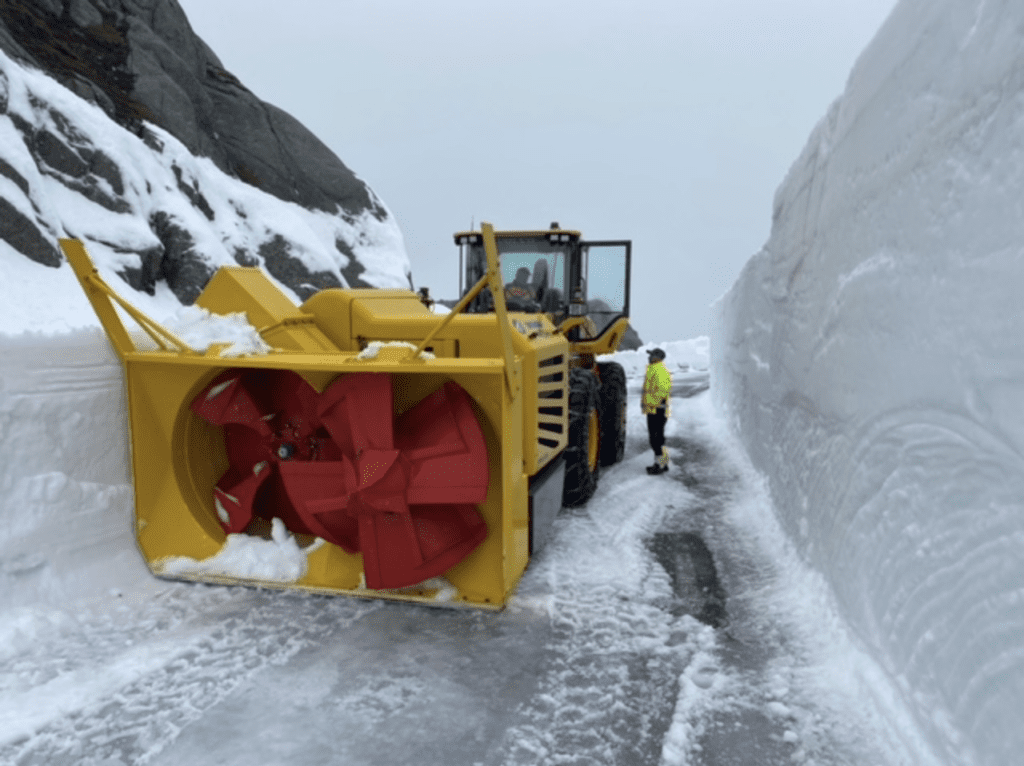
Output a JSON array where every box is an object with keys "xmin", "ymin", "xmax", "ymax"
[{"xmin": 646, "ymin": 464, "xmax": 665, "ymax": 475}]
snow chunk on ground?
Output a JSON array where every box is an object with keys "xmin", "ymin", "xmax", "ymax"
[{"xmin": 155, "ymin": 518, "xmax": 322, "ymax": 583}]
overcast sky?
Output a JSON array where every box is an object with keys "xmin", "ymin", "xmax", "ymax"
[{"xmin": 176, "ymin": 0, "xmax": 898, "ymax": 342}]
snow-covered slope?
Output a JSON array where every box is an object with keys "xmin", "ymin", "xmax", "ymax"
[
  {"xmin": 713, "ymin": 1, "xmax": 1024, "ymax": 764},
  {"xmin": 0, "ymin": 47, "xmax": 409, "ymax": 335}
]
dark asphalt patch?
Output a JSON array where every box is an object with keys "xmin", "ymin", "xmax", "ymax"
[
  {"xmin": 648, "ymin": 532, "xmax": 728, "ymax": 628},
  {"xmin": 650, "ymin": 430, "xmax": 802, "ymax": 765}
]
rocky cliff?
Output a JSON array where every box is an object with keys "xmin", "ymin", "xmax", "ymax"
[{"xmin": 0, "ymin": 0, "xmax": 409, "ymax": 309}]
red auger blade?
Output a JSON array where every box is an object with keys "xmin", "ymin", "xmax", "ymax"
[
  {"xmin": 192, "ymin": 371, "xmax": 273, "ymax": 437},
  {"xmin": 317, "ymin": 372, "xmax": 395, "ymax": 455},
  {"xmin": 212, "ymin": 461, "xmax": 271, "ymax": 533},
  {"xmin": 397, "ymin": 381, "xmax": 489, "ymax": 505},
  {"xmin": 278, "ymin": 458, "xmax": 360, "ymax": 551},
  {"xmin": 355, "ymin": 381, "xmax": 489, "ymax": 588}
]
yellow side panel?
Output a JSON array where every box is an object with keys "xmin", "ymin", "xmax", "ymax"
[
  {"xmin": 129, "ymin": 361, "xmax": 227, "ymax": 562},
  {"xmin": 300, "ymin": 289, "xmax": 357, "ymax": 351},
  {"xmin": 521, "ymin": 334, "xmax": 570, "ymax": 476}
]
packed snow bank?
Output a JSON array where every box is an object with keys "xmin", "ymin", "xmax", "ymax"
[
  {"xmin": 601, "ymin": 337, "xmax": 709, "ymax": 379},
  {"xmin": 714, "ymin": 1, "xmax": 1024, "ymax": 764},
  {"xmin": 0, "ymin": 330, "xmax": 145, "ymax": 619}
]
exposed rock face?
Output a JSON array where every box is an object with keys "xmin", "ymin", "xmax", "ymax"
[
  {"xmin": 0, "ymin": 0, "xmax": 382, "ymax": 217},
  {"xmin": 585, "ymin": 298, "xmax": 642, "ymax": 349},
  {"xmin": 0, "ymin": 0, "xmax": 407, "ymax": 304},
  {"xmin": 0, "ymin": 195, "xmax": 60, "ymax": 266},
  {"xmin": 618, "ymin": 322, "xmax": 642, "ymax": 350}
]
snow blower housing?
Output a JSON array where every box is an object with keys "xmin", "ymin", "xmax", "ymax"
[{"xmin": 60, "ymin": 222, "xmax": 631, "ymax": 608}]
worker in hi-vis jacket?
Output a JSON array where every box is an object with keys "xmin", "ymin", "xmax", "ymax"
[{"xmin": 642, "ymin": 347, "xmax": 671, "ymax": 475}]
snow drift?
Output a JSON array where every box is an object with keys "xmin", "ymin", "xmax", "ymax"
[{"xmin": 714, "ymin": 1, "xmax": 1024, "ymax": 764}]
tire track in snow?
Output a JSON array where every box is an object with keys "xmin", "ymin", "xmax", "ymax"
[
  {"xmin": 496, "ymin": 450, "xmax": 690, "ymax": 766},
  {"xmin": 0, "ymin": 587, "xmax": 380, "ymax": 765},
  {"xmin": 493, "ymin": 389, "xmax": 748, "ymax": 766},
  {"xmin": 495, "ymin": 388, "xmax": 838, "ymax": 766}
]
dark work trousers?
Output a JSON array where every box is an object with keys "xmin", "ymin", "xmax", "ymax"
[{"xmin": 647, "ymin": 407, "xmax": 667, "ymax": 459}]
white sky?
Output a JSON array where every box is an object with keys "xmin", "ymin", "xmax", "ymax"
[{"xmin": 176, "ymin": 0, "xmax": 898, "ymax": 342}]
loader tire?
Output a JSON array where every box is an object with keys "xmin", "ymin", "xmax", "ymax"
[
  {"xmin": 597, "ymin": 361, "xmax": 627, "ymax": 466},
  {"xmin": 563, "ymin": 367, "xmax": 601, "ymax": 508}
]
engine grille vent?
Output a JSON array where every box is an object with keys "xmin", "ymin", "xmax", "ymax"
[{"xmin": 536, "ymin": 353, "xmax": 565, "ymax": 450}]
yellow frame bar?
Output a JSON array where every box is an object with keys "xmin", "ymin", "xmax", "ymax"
[
  {"xmin": 59, "ymin": 238, "xmax": 193, "ymax": 359},
  {"xmin": 413, "ymin": 221, "xmax": 520, "ymax": 398},
  {"xmin": 571, "ymin": 317, "xmax": 633, "ymax": 356}
]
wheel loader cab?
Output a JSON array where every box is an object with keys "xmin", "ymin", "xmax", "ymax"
[
  {"xmin": 455, "ymin": 226, "xmax": 632, "ymax": 351},
  {"xmin": 452, "ymin": 225, "xmax": 633, "ymax": 518}
]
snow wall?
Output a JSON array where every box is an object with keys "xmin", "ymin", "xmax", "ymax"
[
  {"xmin": 0, "ymin": 331, "xmax": 146, "ymax": 625},
  {"xmin": 713, "ymin": 1, "xmax": 1024, "ymax": 764}
]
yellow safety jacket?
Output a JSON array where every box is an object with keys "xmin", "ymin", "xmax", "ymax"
[
  {"xmin": 642, "ymin": 361, "xmax": 671, "ymax": 415},
  {"xmin": 504, "ymin": 283, "xmax": 533, "ymax": 301}
]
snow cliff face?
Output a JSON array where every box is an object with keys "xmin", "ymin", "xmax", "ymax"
[
  {"xmin": 0, "ymin": 0, "xmax": 410, "ymax": 331},
  {"xmin": 713, "ymin": 1, "xmax": 1024, "ymax": 764}
]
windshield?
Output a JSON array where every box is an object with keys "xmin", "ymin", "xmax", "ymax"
[
  {"xmin": 458, "ymin": 235, "xmax": 631, "ymax": 337},
  {"xmin": 463, "ymin": 237, "xmax": 571, "ymax": 314}
]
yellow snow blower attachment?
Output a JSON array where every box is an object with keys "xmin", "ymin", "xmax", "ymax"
[{"xmin": 59, "ymin": 225, "xmax": 570, "ymax": 609}]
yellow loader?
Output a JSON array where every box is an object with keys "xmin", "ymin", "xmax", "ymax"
[{"xmin": 61, "ymin": 223, "xmax": 631, "ymax": 608}]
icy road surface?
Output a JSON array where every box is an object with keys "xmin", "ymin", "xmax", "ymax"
[{"xmin": 0, "ymin": 359, "xmax": 932, "ymax": 766}]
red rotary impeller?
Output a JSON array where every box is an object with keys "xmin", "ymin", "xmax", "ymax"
[{"xmin": 191, "ymin": 370, "xmax": 489, "ymax": 589}]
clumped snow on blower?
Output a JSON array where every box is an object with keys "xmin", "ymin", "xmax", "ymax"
[{"xmin": 60, "ymin": 222, "xmax": 630, "ymax": 608}]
